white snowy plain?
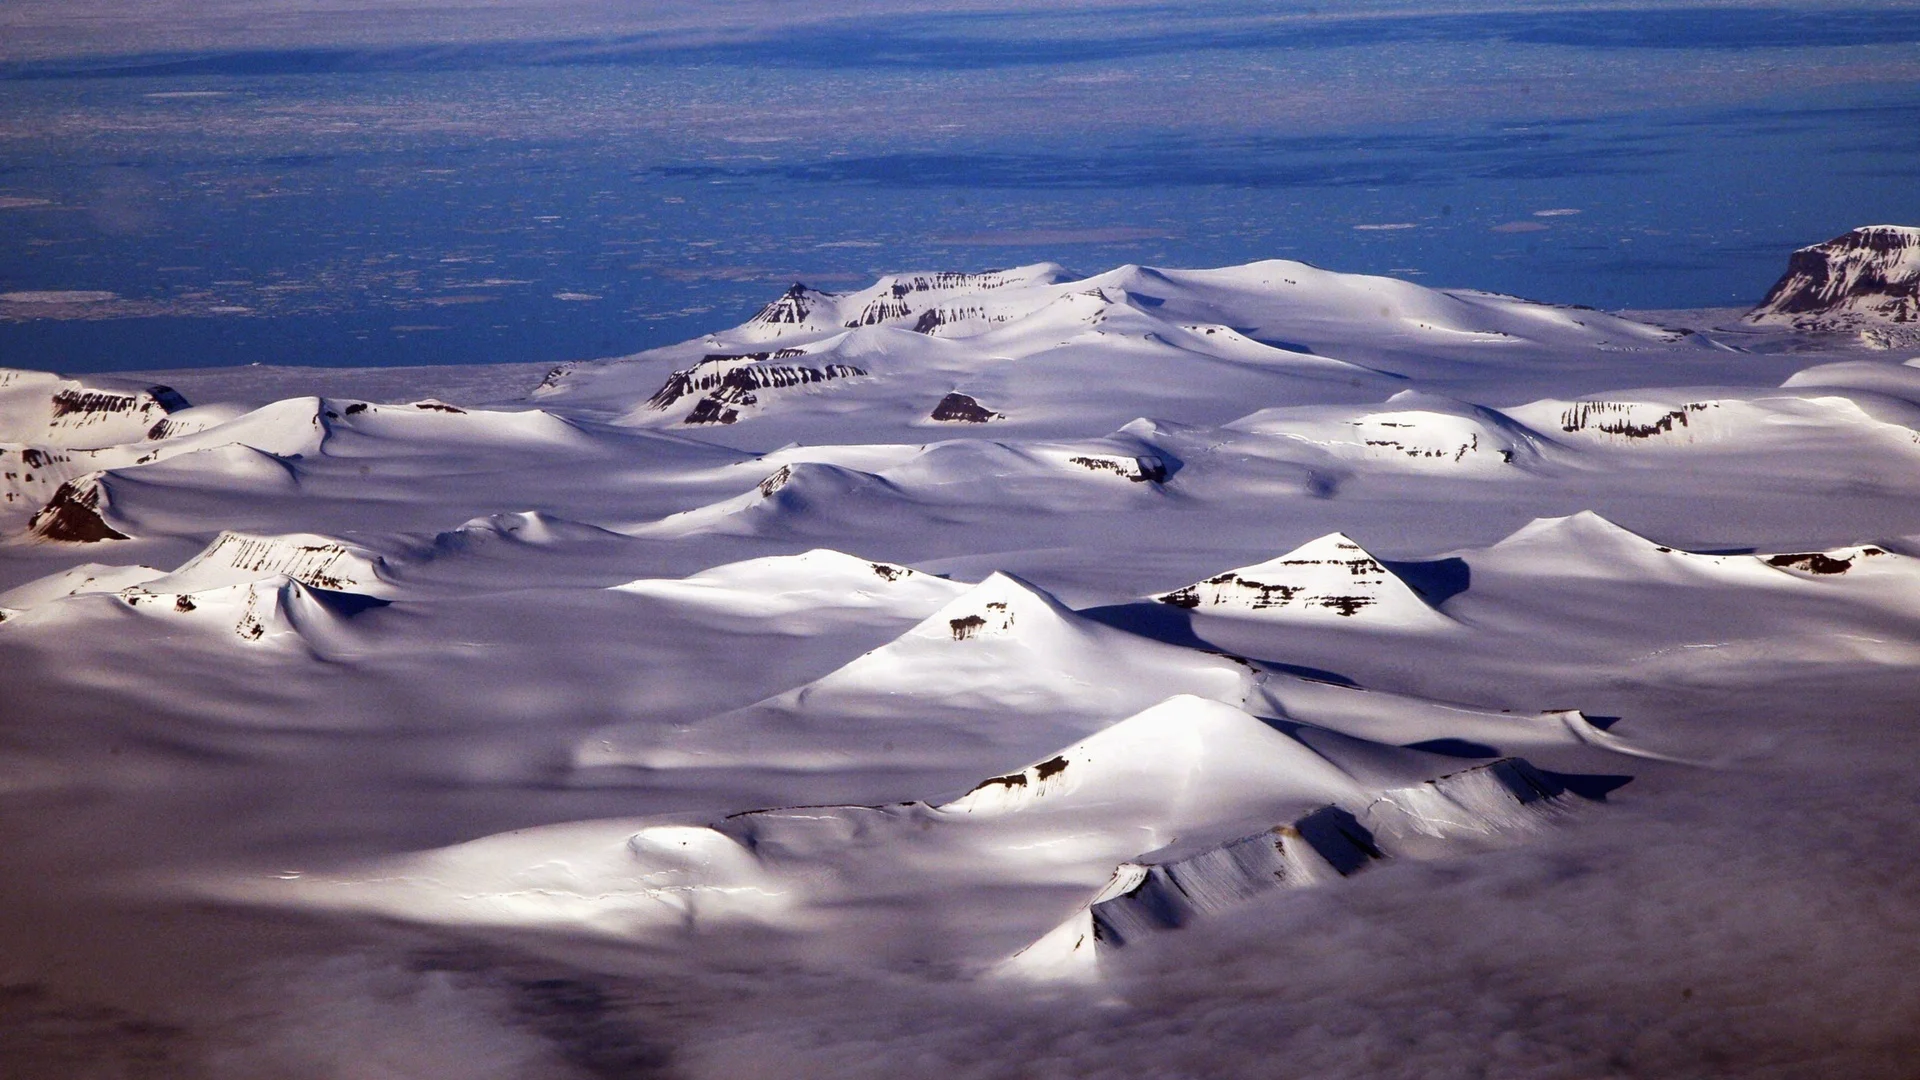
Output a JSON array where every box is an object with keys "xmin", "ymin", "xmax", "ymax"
[{"xmin": 4, "ymin": 257, "xmax": 1920, "ymax": 1077}]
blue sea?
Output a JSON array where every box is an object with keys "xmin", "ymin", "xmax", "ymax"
[{"xmin": 2, "ymin": 3, "xmax": 1918, "ymax": 373}]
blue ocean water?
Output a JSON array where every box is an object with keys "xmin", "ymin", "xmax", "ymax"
[{"xmin": 2, "ymin": 4, "xmax": 1917, "ymax": 373}]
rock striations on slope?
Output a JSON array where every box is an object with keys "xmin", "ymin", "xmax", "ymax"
[
  {"xmin": 1747, "ymin": 225, "xmax": 1920, "ymax": 346},
  {"xmin": 2, "ymin": 529, "xmax": 392, "ymax": 651},
  {"xmin": 0, "ymin": 368, "xmax": 191, "ymax": 448},
  {"xmin": 132, "ymin": 530, "xmax": 393, "ymax": 596},
  {"xmin": 1158, "ymin": 533, "xmax": 1452, "ymax": 627}
]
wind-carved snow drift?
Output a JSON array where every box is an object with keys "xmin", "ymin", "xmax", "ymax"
[{"xmin": 1747, "ymin": 225, "xmax": 1920, "ymax": 345}]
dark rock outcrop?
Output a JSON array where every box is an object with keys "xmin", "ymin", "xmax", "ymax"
[
  {"xmin": 746, "ymin": 283, "xmax": 824, "ymax": 329},
  {"xmin": 28, "ymin": 477, "xmax": 126, "ymax": 542},
  {"xmin": 646, "ymin": 353, "xmax": 867, "ymax": 425},
  {"xmin": 1747, "ymin": 225, "xmax": 1920, "ymax": 334},
  {"xmin": 929, "ymin": 393, "xmax": 1003, "ymax": 423}
]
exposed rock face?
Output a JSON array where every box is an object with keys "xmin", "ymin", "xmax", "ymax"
[
  {"xmin": 645, "ymin": 352, "xmax": 868, "ymax": 425},
  {"xmin": 1747, "ymin": 225, "xmax": 1920, "ymax": 340},
  {"xmin": 846, "ymin": 283, "xmax": 916, "ymax": 327},
  {"xmin": 1558, "ymin": 400, "xmax": 1710, "ymax": 440},
  {"xmin": 163, "ymin": 532, "xmax": 390, "ymax": 593},
  {"xmin": 844, "ymin": 271, "xmax": 1041, "ymax": 330},
  {"xmin": 28, "ymin": 476, "xmax": 125, "ymax": 542},
  {"xmin": 1066, "ymin": 454, "xmax": 1167, "ymax": 483},
  {"xmin": 929, "ymin": 392, "xmax": 1003, "ymax": 423},
  {"xmin": 1003, "ymin": 756, "xmax": 1577, "ymax": 977},
  {"xmin": 1158, "ymin": 533, "xmax": 1445, "ymax": 624},
  {"xmin": 912, "ymin": 304, "xmax": 1001, "ymax": 334},
  {"xmin": 949, "ymin": 599, "xmax": 1013, "ymax": 640},
  {"xmin": 0, "ymin": 368, "xmax": 191, "ymax": 448},
  {"xmin": 51, "ymin": 386, "xmax": 188, "ymax": 420},
  {"xmin": 1762, "ymin": 545, "xmax": 1887, "ymax": 576},
  {"xmin": 757, "ymin": 465, "xmax": 794, "ymax": 499},
  {"xmin": 748, "ymin": 283, "xmax": 823, "ymax": 329}
]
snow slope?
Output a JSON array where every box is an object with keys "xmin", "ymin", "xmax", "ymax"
[{"xmin": 7, "ymin": 242, "xmax": 1920, "ymax": 1075}]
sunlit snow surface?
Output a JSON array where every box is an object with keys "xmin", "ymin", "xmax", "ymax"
[{"xmin": 7, "ymin": 258, "xmax": 1920, "ymax": 1075}]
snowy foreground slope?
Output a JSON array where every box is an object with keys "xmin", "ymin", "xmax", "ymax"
[{"xmin": 6, "ymin": 250, "xmax": 1920, "ymax": 1075}]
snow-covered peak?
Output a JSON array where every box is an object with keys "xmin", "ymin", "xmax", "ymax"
[
  {"xmin": 0, "ymin": 368, "xmax": 190, "ymax": 448},
  {"xmin": 839, "ymin": 264, "xmax": 1072, "ymax": 329},
  {"xmin": 940, "ymin": 694, "xmax": 1361, "ymax": 819},
  {"xmin": 1481, "ymin": 510, "xmax": 1782, "ymax": 585},
  {"xmin": 138, "ymin": 530, "xmax": 393, "ymax": 596},
  {"xmin": 635, "ymin": 461, "xmax": 904, "ymax": 538},
  {"xmin": 725, "ymin": 265, "xmax": 1079, "ymax": 344},
  {"xmin": 733, "ymin": 282, "xmax": 842, "ymax": 341},
  {"xmin": 1227, "ymin": 392, "xmax": 1547, "ymax": 472},
  {"xmin": 104, "ymin": 573, "xmax": 378, "ymax": 652},
  {"xmin": 529, "ymin": 257, "xmax": 1706, "ymax": 435},
  {"xmin": 905, "ymin": 570, "xmax": 1085, "ymax": 645},
  {"xmin": 579, "ymin": 572, "xmax": 1261, "ymax": 771},
  {"xmin": 1490, "ymin": 510, "xmax": 1658, "ymax": 555},
  {"xmin": 432, "ymin": 510, "xmax": 621, "ymax": 552},
  {"xmin": 1158, "ymin": 533, "xmax": 1448, "ymax": 626},
  {"xmin": 625, "ymin": 346, "xmax": 870, "ymax": 426}
]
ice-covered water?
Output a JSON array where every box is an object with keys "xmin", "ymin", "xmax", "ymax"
[{"xmin": 3, "ymin": 2, "xmax": 1919, "ymax": 372}]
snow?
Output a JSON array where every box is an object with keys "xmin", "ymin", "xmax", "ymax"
[
  {"xmin": 1155, "ymin": 532, "xmax": 1453, "ymax": 627},
  {"xmin": 6, "ymin": 244, "xmax": 1920, "ymax": 1074},
  {"xmin": 578, "ymin": 574, "xmax": 1260, "ymax": 772}
]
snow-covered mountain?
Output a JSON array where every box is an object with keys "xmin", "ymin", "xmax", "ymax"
[
  {"xmin": 7, "ymin": 243, "xmax": 1920, "ymax": 1072},
  {"xmin": 528, "ymin": 259, "xmax": 1714, "ymax": 444},
  {"xmin": 0, "ymin": 368, "xmax": 191, "ymax": 448},
  {"xmin": 1747, "ymin": 225, "xmax": 1920, "ymax": 345},
  {"xmin": 1156, "ymin": 532, "xmax": 1452, "ymax": 627},
  {"xmin": 577, "ymin": 573, "xmax": 1263, "ymax": 775}
]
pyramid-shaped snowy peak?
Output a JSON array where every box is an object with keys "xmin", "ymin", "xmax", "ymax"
[
  {"xmin": 578, "ymin": 574, "xmax": 1259, "ymax": 771},
  {"xmin": 940, "ymin": 695, "xmax": 1365, "ymax": 826},
  {"xmin": 1158, "ymin": 533, "xmax": 1449, "ymax": 626}
]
